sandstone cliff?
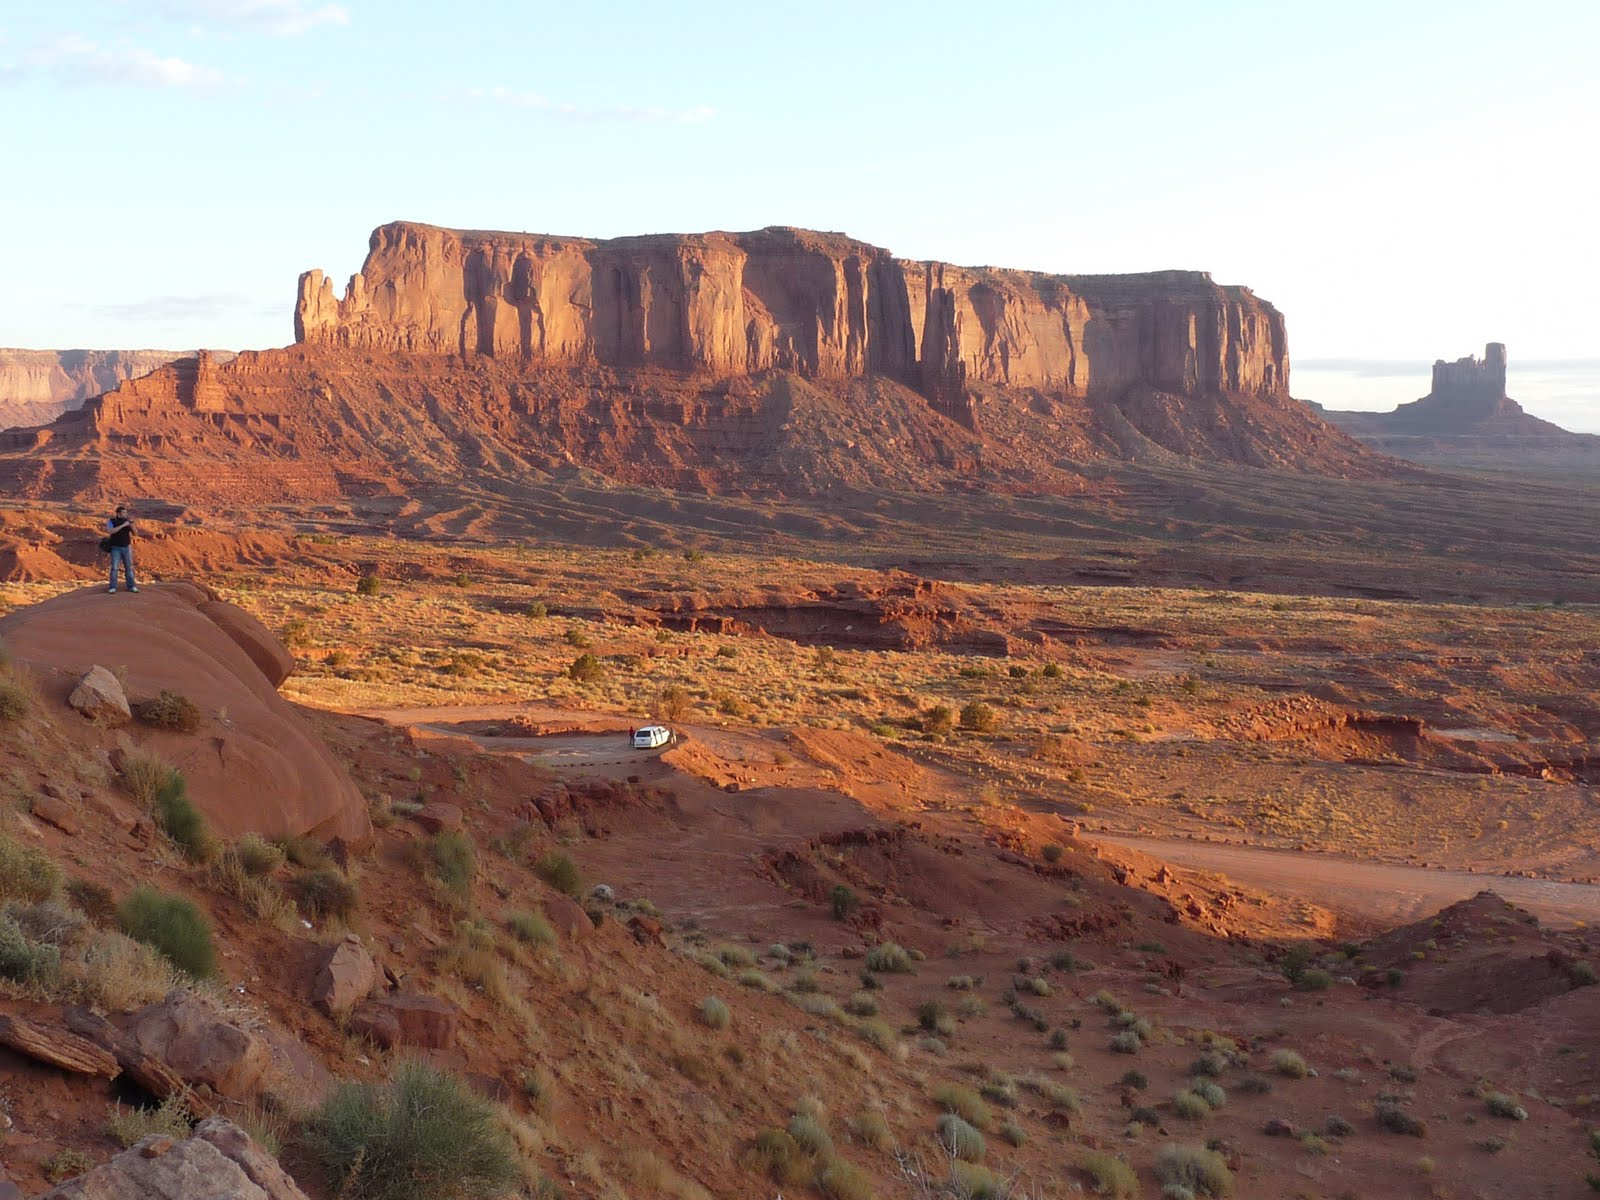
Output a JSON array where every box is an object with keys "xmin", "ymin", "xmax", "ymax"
[
  {"xmin": 297, "ymin": 222, "xmax": 1290, "ymax": 422},
  {"xmin": 0, "ymin": 349, "xmax": 194, "ymax": 430}
]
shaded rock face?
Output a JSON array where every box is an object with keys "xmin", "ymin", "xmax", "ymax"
[
  {"xmin": 0, "ymin": 582, "xmax": 369, "ymax": 845},
  {"xmin": 296, "ymin": 222, "xmax": 1290, "ymax": 413},
  {"xmin": 0, "ymin": 349, "xmax": 192, "ymax": 431},
  {"xmin": 126, "ymin": 990, "xmax": 270, "ymax": 1101},
  {"xmin": 35, "ymin": 1118, "xmax": 309, "ymax": 1200}
]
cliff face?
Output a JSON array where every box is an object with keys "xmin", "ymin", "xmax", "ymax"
[
  {"xmin": 0, "ymin": 349, "xmax": 191, "ymax": 430},
  {"xmin": 297, "ymin": 222, "xmax": 1289, "ymax": 418}
]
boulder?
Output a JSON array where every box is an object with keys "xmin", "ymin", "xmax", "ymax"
[
  {"xmin": 413, "ymin": 802, "xmax": 463, "ymax": 834},
  {"xmin": 348, "ymin": 992, "xmax": 459, "ymax": 1050},
  {"xmin": 541, "ymin": 893, "xmax": 593, "ymax": 941},
  {"xmin": 311, "ymin": 934, "xmax": 378, "ymax": 1016},
  {"xmin": 29, "ymin": 794, "xmax": 80, "ymax": 837},
  {"xmin": 35, "ymin": 1118, "xmax": 309, "ymax": 1200},
  {"xmin": 0, "ymin": 586, "xmax": 369, "ymax": 846},
  {"xmin": 125, "ymin": 990, "xmax": 270, "ymax": 1101},
  {"xmin": 66, "ymin": 666, "xmax": 130, "ymax": 726}
]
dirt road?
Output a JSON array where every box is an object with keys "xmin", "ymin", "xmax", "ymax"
[{"xmin": 1089, "ymin": 834, "xmax": 1600, "ymax": 929}]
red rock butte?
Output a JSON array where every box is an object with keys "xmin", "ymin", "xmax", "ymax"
[{"xmin": 297, "ymin": 221, "xmax": 1290, "ymax": 421}]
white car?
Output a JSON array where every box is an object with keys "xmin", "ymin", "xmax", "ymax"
[{"xmin": 633, "ymin": 725, "xmax": 671, "ymax": 749}]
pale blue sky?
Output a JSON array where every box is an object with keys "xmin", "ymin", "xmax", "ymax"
[{"xmin": 3, "ymin": 1, "xmax": 1596, "ymax": 425}]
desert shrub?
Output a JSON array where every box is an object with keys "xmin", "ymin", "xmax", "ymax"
[
  {"xmin": 291, "ymin": 868, "xmax": 360, "ymax": 922},
  {"xmin": 301, "ymin": 1059, "xmax": 518, "ymax": 1200},
  {"xmin": 1121, "ymin": 1069, "xmax": 1149, "ymax": 1090},
  {"xmin": 950, "ymin": 1162, "xmax": 1001, "ymax": 1199},
  {"xmin": 656, "ymin": 684, "xmax": 690, "ymax": 721},
  {"xmin": 829, "ymin": 884, "xmax": 860, "ymax": 920},
  {"xmin": 1170, "ymin": 1089, "xmax": 1211, "ymax": 1120},
  {"xmin": 936, "ymin": 1113, "xmax": 986, "ymax": 1162},
  {"xmin": 1030, "ymin": 1080, "xmax": 1081, "ymax": 1113},
  {"xmin": 1272, "ymin": 1049, "xmax": 1309, "ymax": 1078},
  {"xmin": 1189, "ymin": 1052, "xmax": 1225, "ymax": 1077},
  {"xmin": 0, "ymin": 913, "xmax": 61, "ymax": 984},
  {"xmin": 1485, "ymin": 1092, "xmax": 1528, "ymax": 1120},
  {"xmin": 0, "ymin": 673, "xmax": 32, "ymax": 721},
  {"xmin": 1153, "ymin": 1143, "xmax": 1234, "ymax": 1197},
  {"xmin": 567, "ymin": 653, "xmax": 605, "ymax": 683},
  {"xmin": 1192, "ymin": 1081, "xmax": 1226, "ymax": 1109},
  {"xmin": 45, "ymin": 1150, "xmax": 94, "ymax": 1183},
  {"xmin": 922, "ymin": 704, "xmax": 956, "ymax": 736},
  {"xmin": 744, "ymin": 1129, "xmax": 809, "ymax": 1186},
  {"xmin": 817, "ymin": 1157, "xmax": 873, "ymax": 1200},
  {"xmin": 1111, "ymin": 1030, "xmax": 1143, "ymax": 1054},
  {"xmin": 849, "ymin": 1107, "xmax": 892, "ymax": 1152},
  {"xmin": 1080, "ymin": 1151, "xmax": 1138, "ymax": 1198},
  {"xmin": 535, "ymin": 851, "xmax": 581, "ymax": 897},
  {"xmin": 852, "ymin": 1018, "xmax": 897, "ymax": 1053},
  {"xmin": 107, "ymin": 1093, "xmax": 194, "ymax": 1147},
  {"xmin": 959, "ymin": 701, "xmax": 997, "ymax": 733},
  {"xmin": 1280, "ymin": 943, "xmax": 1313, "ymax": 984},
  {"xmin": 717, "ymin": 944, "xmax": 757, "ymax": 967},
  {"xmin": 979, "ymin": 1076, "xmax": 1018, "ymax": 1107},
  {"xmin": 998, "ymin": 1119, "xmax": 1026, "ymax": 1147},
  {"xmin": 1376, "ymin": 1102, "xmax": 1427, "ymax": 1136},
  {"xmin": 152, "ymin": 773, "xmax": 212, "ymax": 861},
  {"xmin": 210, "ymin": 848, "xmax": 294, "ymax": 926},
  {"xmin": 933, "ymin": 1084, "xmax": 992, "ymax": 1130},
  {"xmin": 918, "ymin": 1000, "xmax": 954, "ymax": 1036},
  {"xmin": 429, "ymin": 833, "xmax": 476, "ymax": 900},
  {"xmin": 117, "ymin": 887, "xmax": 216, "ymax": 979},
  {"xmin": 698, "ymin": 996, "xmax": 731, "ymax": 1030},
  {"xmin": 506, "ymin": 910, "xmax": 555, "ymax": 947},
  {"xmin": 738, "ymin": 968, "xmax": 777, "ymax": 992},
  {"xmin": 137, "ymin": 690, "xmax": 203, "ymax": 732},
  {"xmin": 865, "ymin": 942, "xmax": 913, "ymax": 973},
  {"xmin": 1325, "ymin": 1113, "xmax": 1356, "ymax": 1137},
  {"xmin": 1570, "ymin": 961, "xmax": 1598, "ymax": 986},
  {"xmin": 0, "ymin": 832, "xmax": 63, "ymax": 904},
  {"xmin": 787, "ymin": 1112, "xmax": 833, "ymax": 1157},
  {"xmin": 118, "ymin": 748, "xmax": 180, "ymax": 807},
  {"xmin": 274, "ymin": 834, "xmax": 331, "ymax": 870},
  {"xmin": 1296, "ymin": 968, "xmax": 1334, "ymax": 991},
  {"xmin": 1041, "ymin": 842, "xmax": 1064, "ymax": 863},
  {"xmin": 844, "ymin": 991, "xmax": 879, "ymax": 1016},
  {"xmin": 1236, "ymin": 1074, "xmax": 1272, "ymax": 1095},
  {"xmin": 234, "ymin": 832, "xmax": 286, "ymax": 876},
  {"xmin": 355, "ymin": 574, "xmax": 382, "ymax": 597}
]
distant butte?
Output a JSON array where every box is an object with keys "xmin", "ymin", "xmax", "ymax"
[{"xmin": 1316, "ymin": 343, "xmax": 1598, "ymax": 469}]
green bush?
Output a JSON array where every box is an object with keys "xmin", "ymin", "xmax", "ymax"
[
  {"xmin": 829, "ymin": 884, "xmax": 860, "ymax": 921},
  {"xmin": 922, "ymin": 704, "xmax": 956, "ymax": 736},
  {"xmin": 356, "ymin": 575, "xmax": 382, "ymax": 597},
  {"xmin": 1376, "ymin": 1102, "xmax": 1427, "ymax": 1137},
  {"xmin": 1296, "ymin": 968, "xmax": 1334, "ymax": 991},
  {"xmin": 567, "ymin": 653, "xmax": 605, "ymax": 683},
  {"xmin": 1153, "ymin": 1143, "xmax": 1234, "ymax": 1197},
  {"xmin": 1080, "ymin": 1151, "xmax": 1138, "ymax": 1198},
  {"xmin": 0, "ymin": 913, "xmax": 61, "ymax": 984},
  {"xmin": 936, "ymin": 1113, "xmax": 986, "ymax": 1162},
  {"xmin": 1272, "ymin": 1049, "xmax": 1309, "ymax": 1078},
  {"xmin": 0, "ymin": 674, "xmax": 32, "ymax": 721},
  {"xmin": 137, "ymin": 690, "xmax": 203, "ymax": 733},
  {"xmin": 959, "ymin": 701, "xmax": 997, "ymax": 733},
  {"xmin": 118, "ymin": 886, "xmax": 216, "ymax": 979},
  {"xmin": 535, "ymin": 851, "xmax": 581, "ymax": 898},
  {"xmin": 1041, "ymin": 842, "xmax": 1064, "ymax": 863},
  {"xmin": 0, "ymin": 832, "xmax": 63, "ymax": 904},
  {"xmin": 430, "ymin": 833, "xmax": 476, "ymax": 900},
  {"xmin": 292, "ymin": 868, "xmax": 360, "ymax": 922},
  {"xmin": 787, "ymin": 1112, "xmax": 833, "ymax": 1157},
  {"xmin": 1485, "ymin": 1092, "xmax": 1528, "ymax": 1121},
  {"xmin": 234, "ymin": 832, "xmax": 286, "ymax": 876},
  {"xmin": 1111, "ymin": 1030, "xmax": 1143, "ymax": 1054},
  {"xmin": 1171, "ymin": 1089, "xmax": 1210, "ymax": 1120},
  {"xmin": 864, "ymin": 942, "xmax": 913, "ymax": 973},
  {"xmin": 152, "ymin": 773, "xmax": 212, "ymax": 861},
  {"xmin": 302, "ymin": 1059, "xmax": 518, "ymax": 1200}
]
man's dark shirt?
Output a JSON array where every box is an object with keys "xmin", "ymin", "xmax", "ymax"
[{"xmin": 107, "ymin": 518, "xmax": 134, "ymax": 549}]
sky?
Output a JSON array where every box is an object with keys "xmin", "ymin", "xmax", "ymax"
[{"xmin": 2, "ymin": 1, "xmax": 1597, "ymax": 426}]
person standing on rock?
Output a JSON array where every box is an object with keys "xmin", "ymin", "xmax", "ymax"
[{"xmin": 105, "ymin": 505, "xmax": 138, "ymax": 593}]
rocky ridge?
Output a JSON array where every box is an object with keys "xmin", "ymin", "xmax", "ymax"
[{"xmin": 0, "ymin": 350, "xmax": 198, "ymax": 432}]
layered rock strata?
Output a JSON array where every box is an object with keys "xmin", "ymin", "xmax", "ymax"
[
  {"xmin": 0, "ymin": 349, "xmax": 194, "ymax": 430},
  {"xmin": 297, "ymin": 222, "xmax": 1291, "ymax": 421}
]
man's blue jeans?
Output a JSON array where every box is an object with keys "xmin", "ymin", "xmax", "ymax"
[{"xmin": 109, "ymin": 546, "xmax": 136, "ymax": 591}]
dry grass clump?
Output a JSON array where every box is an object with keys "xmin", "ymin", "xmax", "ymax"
[
  {"xmin": 506, "ymin": 910, "xmax": 555, "ymax": 948},
  {"xmin": 0, "ymin": 910, "xmax": 62, "ymax": 984},
  {"xmin": 291, "ymin": 868, "xmax": 360, "ymax": 923},
  {"xmin": 534, "ymin": 851, "xmax": 581, "ymax": 898},
  {"xmin": 1272, "ymin": 1049, "xmax": 1309, "ymax": 1078},
  {"xmin": 210, "ymin": 845, "xmax": 295, "ymax": 927},
  {"xmin": 746, "ymin": 1106, "xmax": 875, "ymax": 1200},
  {"xmin": 1153, "ymin": 1143, "xmax": 1234, "ymax": 1197},
  {"xmin": 933, "ymin": 1084, "xmax": 992, "ymax": 1130},
  {"xmin": 107, "ymin": 1092, "xmax": 195, "ymax": 1147},
  {"xmin": 697, "ymin": 996, "xmax": 731, "ymax": 1030},
  {"xmin": 234, "ymin": 832, "xmax": 287, "ymax": 876},
  {"xmin": 136, "ymin": 690, "xmax": 203, "ymax": 732},
  {"xmin": 1080, "ymin": 1150, "xmax": 1138, "ymax": 1197},
  {"xmin": 117, "ymin": 747, "xmax": 180, "ymax": 807},
  {"xmin": 429, "ymin": 833, "xmax": 476, "ymax": 903},
  {"xmin": 1485, "ymin": 1091, "xmax": 1528, "ymax": 1121},
  {"xmin": 936, "ymin": 1113, "xmax": 986, "ymax": 1162},
  {"xmin": 864, "ymin": 942, "xmax": 913, "ymax": 973},
  {"xmin": 849, "ymin": 1108, "xmax": 893, "ymax": 1152},
  {"xmin": 0, "ymin": 830, "xmax": 63, "ymax": 904},
  {"xmin": 71, "ymin": 930, "xmax": 186, "ymax": 1009},
  {"xmin": 0, "ymin": 665, "xmax": 32, "ymax": 722}
]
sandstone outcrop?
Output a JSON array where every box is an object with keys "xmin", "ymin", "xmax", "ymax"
[
  {"xmin": 35, "ymin": 1118, "xmax": 310, "ymax": 1200},
  {"xmin": 125, "ymin": 989, "xmax": 270, "ymax": 1101},
  {"xmin": 0, "ymin": 583, "xmax": 369, "ymax": 844},
  {"xmin": 0, "ymin": 349, "xmax": 192, "ymax": 432},
  {"xmin": 297, "ymin": 222, "xmax": 1289, "ymax": 420}
]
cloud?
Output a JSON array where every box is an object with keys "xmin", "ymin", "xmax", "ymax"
[
  {"xmin": 144, "ymin": 0, "xmax": 350, "ymax": 37},
  {"xmin": 463, "ymin": 85, "xmax": 715, "ymax": 124},
  {"xmin": 24, "ymin": 34, "xmax": 224, "ymax": 89},
  {"xmin": 86, "ymin": 293, "xmax": 279, "ymax": 322}
]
